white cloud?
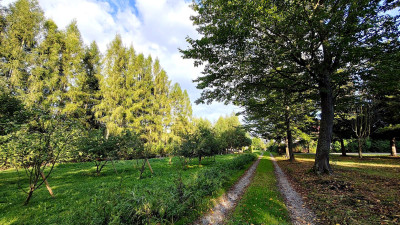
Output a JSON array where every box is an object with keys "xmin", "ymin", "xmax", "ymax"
[{"xmin": 1, "ymin": 0, "xmax": 242, "ymax": 121}]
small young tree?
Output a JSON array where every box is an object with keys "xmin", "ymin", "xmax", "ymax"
[
  {"xmin": 9, "ymin": 112, "xmax": 75, "ymax": 205},
  {"xmin": 78, "ymin": 129, "xmax": 120, "ymax": 175},
  {"xmin": 118, "ymin": 130, "xmax": 144, "ymax": 160},
  {"xmin": 351, "ymin": 104, "xmax": 372, "ymax": 159}
]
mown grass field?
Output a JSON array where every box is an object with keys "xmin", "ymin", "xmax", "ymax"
[
  {"xmin": 0, "ymin": 154, "xmax": 256, "ymax": 224},
  {"xmin": 276, "ymin": 154, "xmax": 400, "ymax": 225},
  {"xmin": 227, "ymin": 153, "xmax": 290, "ymax": 225}
]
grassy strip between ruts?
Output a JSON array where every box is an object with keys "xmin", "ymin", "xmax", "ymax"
[
  {"xmin": 227, "ymin": 153, "xmax": 291, "ymax": 225},
  {"xmin": 0, "ymin": 153, "xmax": 257, "ymax": 225},
  {"xmin": 276, "ymin": 154, "xmax": 400, "ymax": 225}
]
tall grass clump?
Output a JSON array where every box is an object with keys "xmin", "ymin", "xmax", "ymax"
[{"xmin": 69, "ymin": 153, "xmax": 257, "ymax": 224}]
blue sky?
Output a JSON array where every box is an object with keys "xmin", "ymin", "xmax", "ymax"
[{"xmin": 1, "ymin": 0, "xmax": 241, "ymax": 123}]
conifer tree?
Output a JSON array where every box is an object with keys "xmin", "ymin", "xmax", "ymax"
[
  {"xmin": 170, "ymin": 83, "xmax": 193, "ymax": 150},
  {"xmin": 62, "ymin": 21, "xmax": 85, "ymax": 114},
  {"xmin": 124, "ymin": 52, "xmax": 154, "ymax": 148},
  {"xmin": 28, "ymin": 19, "xmax": 63, "ymax": 110},
  {"xmin": 140, "ymin": 55, "xmax": 156, "ymax": 153},
  {"xmin": 152, "ymin": 59, "xmax": 171, "ymax": 155},
  {"xmin": 0, "ymin": 0, "xmax": 43, "ymax": 95},
  {"xmin": 81, "ymin": 41, "xmax": 101, "ymax": 129},
  {"xmin": 95, "ymin": 35, "xmax": 128, "ymax": 137}
]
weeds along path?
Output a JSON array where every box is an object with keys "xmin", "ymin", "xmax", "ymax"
[
  {"xmin": 195, "ymin": 153, "xmax": 263, "ymax": 225},
  {"xmin": 270, "ymin": 153, "xmax": 316, "ymax": 225}
]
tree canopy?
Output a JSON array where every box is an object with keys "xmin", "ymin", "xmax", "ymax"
[{"xmin": 181, "ymin": 0, "xmax": 400, "ymax": 173}]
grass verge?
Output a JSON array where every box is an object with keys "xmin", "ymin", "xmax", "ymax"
[
  {"xmin": 276, "ymin": 154, "xmax": 400, "ymax": 225},
  {"xmin": 227, "ymin": 153, "xmax": 291, "ymax": 225}
]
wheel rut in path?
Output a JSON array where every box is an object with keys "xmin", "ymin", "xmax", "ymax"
[
  {"xmin": 270, "ymin": 153, "xmax": 317, "ymax": 225},
  {"xmin": 195, "ymin": 153, "xmax": 263, "ymax": 225}
]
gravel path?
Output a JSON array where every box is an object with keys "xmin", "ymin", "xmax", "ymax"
[
  {"xmin": 195, "ymin": 153, "xmax": 263, "ymax": 225},
  {"xmin": 270, "ymin": 153, "xmax": 317, "ymax": 225}
]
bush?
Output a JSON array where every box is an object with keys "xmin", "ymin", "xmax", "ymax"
[
  {"xmin": 267, "ymin": 144, "xmax": 278, "ymax": 152},
  {"xmin": 70, "ymin": 153, "xmax": 257, "ymax": 224}
]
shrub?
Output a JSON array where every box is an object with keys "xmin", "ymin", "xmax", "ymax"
[{"xmin": 267, "ymin": 144, "xmax": 278, "ymax": 152}]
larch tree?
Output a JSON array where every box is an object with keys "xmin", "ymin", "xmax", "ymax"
[
  {"xmin": 152, "ymin": 59, "xmax": 171, "ymax": 156},
  {"xmin": 170, "ymin": 83, "xmax": 193, "ymax": 155},
  {"xmin": 95, "ymin": 34, "xmax": 128, "ymax": 137},
  {"xmin": 181, "ymin": 0, "xmax": 400, "ymax": 174},
  {"xmin": 0, "ymin": 0, "xmax": 43, "ymax": 95},
  {"xmin": 138, "ymin": 55, "xmax": 157, "ymax": 152},
  {"xmin": 28, "ymin": 19, "xmax": 63, "ymax": 110},
  {"xmin": 81, "ymin": 41, "xmax": 102, "ymax": 129},
  {"xmin": 62, "ymin": 21, "xmax": 87, "ymax": 119},
  {"xmin": 366, "ymin": 37, "xmax": 400, "ymax": 156}
]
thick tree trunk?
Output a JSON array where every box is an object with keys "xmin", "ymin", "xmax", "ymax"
[
  {"xmin": 285, "ymin": 137, "xmax": 289, "ymax": 159},
  {"xmin": 340, "ymin": 138, "xmax": 347, "ymax": 156},
  {"xmin": 314, "ymin": 75, "xmax": 334, "ymax": 174},
  {"xmin": 358, "ymin": 138, "xmax": 363, "ymax": 159},
  {"xmin": 285, "ymin": 114, "xmax": 295, "ymax": 162},
  {"xmin": 390, "ymin": 137, "xmax": 397, "ymax": 156}
]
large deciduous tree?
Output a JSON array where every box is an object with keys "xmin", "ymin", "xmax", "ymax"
[{"xmin": 181, "ymin": 0, "xmax": 399, "ymax": 174}]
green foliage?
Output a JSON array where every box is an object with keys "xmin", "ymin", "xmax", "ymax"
[
  {"xmin": 170, "ymin": 83, "xmax": 193, "ymax": 149},
  {"xmin": 342, "ymin": 138, "xmax": 400, "ymax": 153},
  {"xmin": 182, "ymin": 0, "xmax": 400, "ymax": 173},
  {"xmin": 251, "ymin": 137, "xmax": 266, "ymax": 151},
  {"xmin": 178, "ymin": 118, "xmax": 218, "ymax": 162},
  {"xmin": 95, "ymin": 35, "xmax": 174, "ymax": 157},
  {"xmin": 7, "ymin": 111, "xmax": 77, "ymax": 204},
  {"xmin": 0, "ymin": 0, "xmax": 43, "ymax": 93},
  {"xmin": 214, "ymin": 114, "xmax": 251, "ymax": 153}
]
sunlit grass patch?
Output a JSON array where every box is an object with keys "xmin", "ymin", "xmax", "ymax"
[{"xmin": 227, "ymin": 153, "xmax": 290, "ymax": 225}]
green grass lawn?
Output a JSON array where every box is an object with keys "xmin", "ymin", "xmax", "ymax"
[
  {"xmin": 227, "ymin": 153, "xmax": 291, "ymax": 225},
  {"xmin": 277, "ymin": 154, "xmax": 400, "ymax": 224},
  {"xmin": 0, "ymin": 154, "xmax": 255, "ymax": 224}
]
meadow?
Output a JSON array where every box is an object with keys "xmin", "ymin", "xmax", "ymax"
[{"xmin": 0, "ymin": 153, "xmax": 256, "ymax": 224}]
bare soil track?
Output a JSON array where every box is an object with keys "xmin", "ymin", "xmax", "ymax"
[
  {"xmin": 195, "ymin": 153, "xmax": 262, "ymax": 225},
  {"xmin": 196, "ymin": 153, "xmax": 316, "ymax": 225},
  {"xmin": 270, "ymin": 153, "xmax": 316, "ymax": 225}
]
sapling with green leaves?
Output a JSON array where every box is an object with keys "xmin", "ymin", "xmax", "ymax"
[{"xmin": 9, "ymin": 112, "xmax": 76, "ymax": 205}]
